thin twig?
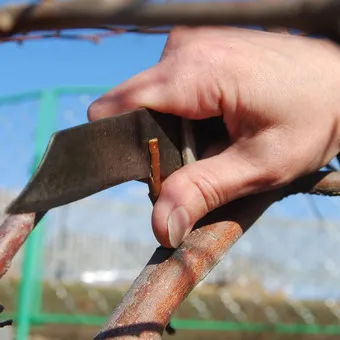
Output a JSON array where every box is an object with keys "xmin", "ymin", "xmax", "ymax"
[
  {"xmin": 0, "ymin": 304, "xmax": 12, "ymax": 328},
  {"xmin": 0, "ymin": 30, "xmax": 121, "ymax": 44},
  {"xmin": 0, "ymin": 26, "xmax": 172, "ymax": 45},
  {"xmin": 0, "ymin": 319, "xmax": 13, "ymax": 328},
  {"xmin": 148, "ymin": 138, "xmax": 161, "ymax": 204}
]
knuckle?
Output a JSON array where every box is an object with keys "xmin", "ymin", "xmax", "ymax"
[
  {"xmin": 243, "ymin": 129, "xmax": 295, "ymax": 190},
  {"xmin": 188, "ymin": 165, "xmax": 227, "ymax": 212},
  {"xmin": 260, "ymin": 164, "xmax": 292, "ymax": 189},
  {"xmin": 167, "ymin": 26, "xmax": 194, "ymax": 45},
  {"xmin": 160, "ymin": 164, "xmax": 227, "ymax": 218}
]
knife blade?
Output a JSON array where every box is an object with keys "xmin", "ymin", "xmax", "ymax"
[
  {"xmin": 6, "ymin": 108, "xmax": 228, "ymax": 215},
  {"xmin": 6, "ymin": 108, "xmax": 183, "ymax": 214}
]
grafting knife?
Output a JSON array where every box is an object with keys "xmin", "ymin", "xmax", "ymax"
[{"xmin": 6, "ymin": 108, "xmax": 228, "ymax": 214}]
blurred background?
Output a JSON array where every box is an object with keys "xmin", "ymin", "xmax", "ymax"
[{"xmin": 1, "ymin": 0, "xmax": 340, "ymax": 339}]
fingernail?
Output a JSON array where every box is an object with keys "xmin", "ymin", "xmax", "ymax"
[{"xmin": 168, "ymin": 206, "xmax": 191, "ymax": 248}]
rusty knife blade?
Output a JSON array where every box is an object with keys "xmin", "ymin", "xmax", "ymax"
[{"xmin": 6, "ymin": 108, "xmax": 183, "ymax": 214}]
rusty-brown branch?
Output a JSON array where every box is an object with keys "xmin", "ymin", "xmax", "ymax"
[
  {"xmin": 0, "ymin": 0, "xmax": 339, "ymax": 41},
  {"xmin": 94, "ymin": 170, "xmax": 340, "ymax": 339},
  {"xmin": 0, "ymin": 212, "xmax": 45, "ymax": 279},
  {"xmin": 148, "ymin": 138, "xmax": 161, "ymax": 204}
]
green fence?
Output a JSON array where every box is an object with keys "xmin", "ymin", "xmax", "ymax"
[{"xmin": 0, "ymin": 87, "xmax": 340, "ymax": 340}]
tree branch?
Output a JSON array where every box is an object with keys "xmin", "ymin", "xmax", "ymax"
[
  {"xmin": 0, "ymin": 212, "xmax": 45, "ymax": 279},
  {"xmin": 0, "ymin": 0, "xmax": 339, "ymax": 40},
  {"xmin": 0, "ymin": 0, "xmax": 147, "ymax": 34},
  {"xmin": 94, "ymin": 171, "xmax": 340, "ymax": 339}
]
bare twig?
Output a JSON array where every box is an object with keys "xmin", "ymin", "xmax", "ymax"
[
  {"xmin": 0, "ymin": 30, "xmax": 122, "ymax": 44},
  {"xmin": 99, "ymin": 26, "xmax": 170, "ymax": 34},
  {"xmin": 0, "ymin": 26, "xmax": 172, "ymax": 45},
  {"xmin": 94, "ymin": 170, "xmax": 340, "ymax": 339},
  {"xmin": 0, "ymin": 319, "xmax": 13, "ymax": 328},
  {"xmin": 148, "ymin": 138, "xmax": 161, "ymax": 204},
  {"xmin": 0, "ymin": 304, "xmax": 12, "ymax": 328},
  {"xmin": 0, "ymin": 0, "xmax": 339, "ymax": 41}
]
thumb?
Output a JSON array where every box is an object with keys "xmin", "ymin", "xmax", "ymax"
[{"xmin": 152, "ymin": 142, "xmax": 274, "ymax": 248}]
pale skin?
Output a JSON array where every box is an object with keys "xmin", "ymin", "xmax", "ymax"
[{"xmin": 88, "ymin": 27, "xmax": 340, "ymax": 248}]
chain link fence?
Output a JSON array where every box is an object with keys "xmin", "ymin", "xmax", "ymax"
[{"xmin": 0, "ymin": 89, "xmax": 340, "ymax": 339}]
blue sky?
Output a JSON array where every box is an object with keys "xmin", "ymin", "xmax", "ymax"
[{"xmin": 0, "ymin": 29, "xmax": 166, "ymax": 95}]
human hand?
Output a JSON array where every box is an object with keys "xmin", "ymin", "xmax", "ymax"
[{"xmin": 88, "ymin": 27, "xmax": 340, "ymax": 248}]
